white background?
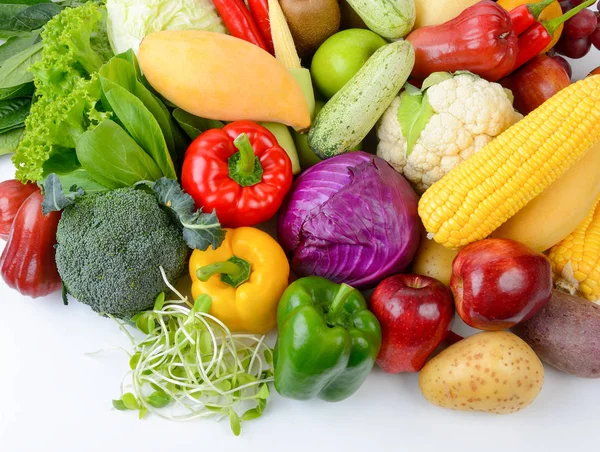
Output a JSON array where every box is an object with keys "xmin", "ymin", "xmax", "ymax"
[{"xmin": 0, "ymin": 50, "xmax": 599, "ymax": 452}]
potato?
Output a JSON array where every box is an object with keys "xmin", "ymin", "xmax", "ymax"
[
  {"xmin": 413, "ymin": 0, "xmax": 479, "ymax": 29},
  {"xmin": 513, "ymin": 291, "xmax": 600, "ymax": 378},
  {"xmin": 411, "ymin": 233, "xmax": 458, "ymax": 286},
  {"xmin": 419, "ymin": 331, "xmax": 544, "ymax": 414}
]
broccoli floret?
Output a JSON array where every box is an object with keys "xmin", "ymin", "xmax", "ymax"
[{"xmin": 55, "ymin": 188, "xmax": 189, "ymax": 319}]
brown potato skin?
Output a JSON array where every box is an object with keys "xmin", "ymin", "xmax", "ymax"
[{"xmin": 513, "ymin": 291, "xmax": 600, "ymax": 378}]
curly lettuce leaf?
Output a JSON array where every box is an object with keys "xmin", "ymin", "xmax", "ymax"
[{"xmin": 12, "ymin": 2, "xmax": 113, "ymax": 183}]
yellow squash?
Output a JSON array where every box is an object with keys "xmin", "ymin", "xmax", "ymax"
[
  {"xmin": 492, "ymin": 142, "xmax": 600, "ymax": 252},
  {"xmin": 419, "ymin": 75, "xmax": 600, "ymax": 249},
  {"xmin": 139, "ymin": 30, "xmax": 311, "ymax": 130}
]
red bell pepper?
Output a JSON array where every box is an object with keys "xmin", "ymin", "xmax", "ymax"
[
  {"xmin": 406, "ymin": 0, "xmax": 519, "ymax": 82},
  {"xmin": 212, "ymin": 0, "xmax": 270, "ymax": 53},
  {"xmin": 0, "ymin": 180, "xmax": 38, "ymax": 240},
  {"xmin": 512, "ymin": 0, "xmax": 595, "ymax": 72},
  {"xmin": 508, "ymin": 0, "xmax": 556, "ymax": 36},
  {"xmin": 182, "ymin": 121, "xmax": 292, "ymax": 228},
  {"xmin": 248, "ymin": 0, "xmax": 275, "ymax": 54},
  {"xmin": 0, "ymin": 190, "xmax": 62, "ymax": 298}
]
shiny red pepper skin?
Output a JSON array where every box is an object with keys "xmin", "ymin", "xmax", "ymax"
[
  {"xmin": 212, "ymin": 0, "xmax": 269, "ymax": 52},
  {"xmin": 248, "ymin": 0, "xmax": 274, "ymax": 54},
  {"xmin": 510, "ymin": 4, "xmax": 538, "ymax": 36},
  {"xmin": 0, "ymin": 190, "xmax": 62, "ymax": 298},
  {"xmin": 407, "ymin": 0, "xmax": 518, "ymax": 82},
  {"xmin": 0, "ymin": 180, "xmax": 38, "ymax": 240},
  {"xmin": 508, "ymin": 0, "xmax": 556, "ymax": 36},
  {"xmin": 182, "ymin": 121, "xmax": 292, "ymax": 228},
  {"xmin": 513, "ymin": 24, "xmax": 552, "ymax": 70}
]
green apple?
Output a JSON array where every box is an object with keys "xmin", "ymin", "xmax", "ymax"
[{"xmin": 311, "ymin": 29, "xmax": 387, "ymax": 99}]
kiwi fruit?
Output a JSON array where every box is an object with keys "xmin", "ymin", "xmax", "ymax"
[
  {"xmin": 280, "ymin": 0, "xmax": 341, "ymax": 59},
  {"xmin": 339, "ymin": 0, "xmax": 367, "ymax": 30}
]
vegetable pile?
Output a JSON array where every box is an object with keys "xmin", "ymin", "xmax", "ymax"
[{"xmin": 0, "ymin": 0, "xmax": 599, "ymax": 437}]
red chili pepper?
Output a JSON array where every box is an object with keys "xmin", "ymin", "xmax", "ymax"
[
  {"xmin": 182, "ymin": 121, "xmax": 292, "ymax": 228},
  {"xmin": 248, "ymin": 0, "xmax": 274, "ymax": 55},
  {"xmin": 0, "ymin": 190, "xmax": 62, "ymax": 298},
  {"xmin": 0, "ymin": 180, "xmax": 38, "ymax": 240},
  {"xmin": 508, "ymin": 0, "xmax": 556, "ymax": 36},
  {"xmin": 513, "ymin": 0, "xmax": 595, "ymax": 72},
  {"xmin": 406, "ymin": 1, "xmax": 518, "ymax": 82},
  {"xmin": 212, "ymin": 0, "xmax": 269, "ymax": 53}
]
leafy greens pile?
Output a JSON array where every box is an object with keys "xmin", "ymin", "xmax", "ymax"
[{"xmin": 0, "ymin": 1, "xmax": 81, "ymax": 156}]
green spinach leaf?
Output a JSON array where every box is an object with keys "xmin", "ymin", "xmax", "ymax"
[
  {"xmin": 0, "ymin": 82, "xmax": 33, "ymax": 100},
  {"xmin": 0, "ymin": 31, "xmax": 40, "ymax": 63},
  {"xmin": 99, "ymin": 55, "xmax": 178, "ymax": 162},
  {"xmin": 0, "ymin": 96, "xmax": 30, "ymax": 133},
  {"xmin": 0, "ymin": 3, "xmax": 63, "ymax": 32},
  {"xmin": 101, "ymin": 81, "xmax": 176, "ymax": 179},
  {"xmin": 173, "ymin": 108, "xmax": 224, "ymax": 140},
  {"xmin": 76, "ymin": 119, "xmax": 163, "ymax": 189},
  {"xmin": 0, "ymin": 125, "xmax": 23, "ymax": 155},
  {"xmin": 0, "ymin": 40, "xmax": 43, "ymax": 88}
]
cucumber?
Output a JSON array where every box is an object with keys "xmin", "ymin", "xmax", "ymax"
[
  {"xmin": 345, "ymin": 0, "xmax": 416, "ymax": 40},
  {"xmin": 308, "ymin": 40, "xmax": 414, "ymax": 159}
]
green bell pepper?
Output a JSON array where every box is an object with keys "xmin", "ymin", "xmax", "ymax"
[{"xmin": 274, "ymin": 276, "xmax": 382, "ymax": 402}]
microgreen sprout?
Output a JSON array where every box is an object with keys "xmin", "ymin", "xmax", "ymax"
[{"xmin": 111, "ymin": 267, "xmax": 274, "ymax": 436}]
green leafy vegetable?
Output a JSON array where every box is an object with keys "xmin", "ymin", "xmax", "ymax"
[
  {"xmin": 0, "ymin": 126, "xmax": 24, "ymax": 155},
  {"xmin": 99, "ymin": 53, "xmax": 188, "ymax": 165},
  {"xmin": 106, "ymin": 0, "xmax": 226, "ymax": 55},
  {"xmin": 152, "ymin": 177, "xmax": 226, "ymax": 250},
  {"xmin": 12, "ymin": 2, "xmax": 113, "ymax": 182},
  {"xmin": 76, "ymin": 120, "xmax": 163, "ymax": 189},
  {"xmin": 109, "ymin": 270, "xmax": 273, "ymax": 436},
  {"xmin": 0, "ymin": 3, "xmax": 64, "ymax": 32},
  {"xmin": 173, "ymin": 108, "xmax": 224, "ymax": 140},
  {"xmin": 0, "ymin": 97, "xmax": 30, "ymax": 133},
  {"xmin": 101, "ymin": 82, "xmax": 176, "ymax": 179},
  {"xmin": 0, "ymin": 83, "xmax": 34, "ymax": 101},
  {"xmin": 397, "ymin": 84, "xmax": 434, "ymax": 157},
  {"xmin": 0, "ymin": 41, "xmax": 43, "ymax": 89},
  {"xmin": 0, "ymin": 31, "xmax": 40, "ymax": 62},
  {"xmin": 40, "ymin": 173, "xmax": 84, "ymax": 214}
]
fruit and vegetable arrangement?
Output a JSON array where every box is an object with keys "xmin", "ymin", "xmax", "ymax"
[{"xmin": 0, "ymin": 0, "xmax": 599, "ymax": 436}]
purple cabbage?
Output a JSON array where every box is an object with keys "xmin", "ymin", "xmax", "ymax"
[{"xmin": 277, "ymin": 152, "xmax": 421, "ymax": 288}]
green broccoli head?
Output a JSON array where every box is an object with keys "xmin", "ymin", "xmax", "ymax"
[{"xmin": 55, "ymin": 188, "xmax": 189, "ymax": 319}]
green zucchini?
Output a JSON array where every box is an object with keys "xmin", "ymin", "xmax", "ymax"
[
  {"xmin": 345, "ymin": 0, "xmax": 416, "ymax": 40},
  {"xmin": 308, "ymin": 40, "xmax": 414, "ymax": 159}
]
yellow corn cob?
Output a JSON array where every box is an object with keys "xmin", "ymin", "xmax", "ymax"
[
  {"xmin": 418, "ymin": 75, "xmax": 600, "ymax": 249},
  {"xmin": 548, "ymin": 196, "xmax": 600, "ymax": 303}
]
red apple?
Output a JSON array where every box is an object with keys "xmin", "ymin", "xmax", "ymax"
[
  {"xmin": 370, "ymin": 274, "xmax": 454, "ymax": 373},
  {"xmin": 500, "ymin": 55, "xmax": 570, "ymax": 115},
  {"xmin": 590, "ymin": 66, "xmax": 600, "ymax": 76},
  {"xmin": 451, "ymin": 239, "xmax": 552, "ymax": 331}
]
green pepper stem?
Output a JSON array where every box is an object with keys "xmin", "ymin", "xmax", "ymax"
[
  {"xmin": 233, "ymin": 133, "xmax": 257, "ymax": 176},
  {"xmin": 197, "ymin": 261, "xmax": 244, "ymax": 282},
  {"xmin": 544, "ymin": 0, "xmax": 594, "ymax": 36},
  {"xmin": 529, "ymin": 0, "xmax": 556, "ymax": 19},
  {"xmin": 329, "ymin": 283, "xmax": 356, "ymax": 317}
]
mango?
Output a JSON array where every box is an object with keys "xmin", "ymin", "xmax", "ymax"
[{"xmin": 139, "ymin": 30, "xmax": 311, "ymax": 130}]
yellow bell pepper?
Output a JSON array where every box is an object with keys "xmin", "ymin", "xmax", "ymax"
[{"xmin": 189, "ymin": 227, "xmax": 290, "ymax": 334}]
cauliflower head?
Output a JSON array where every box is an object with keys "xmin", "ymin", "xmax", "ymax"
[{"xmin": 377, "ymin": 73, "xmax": 522, "ymax": 193}]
